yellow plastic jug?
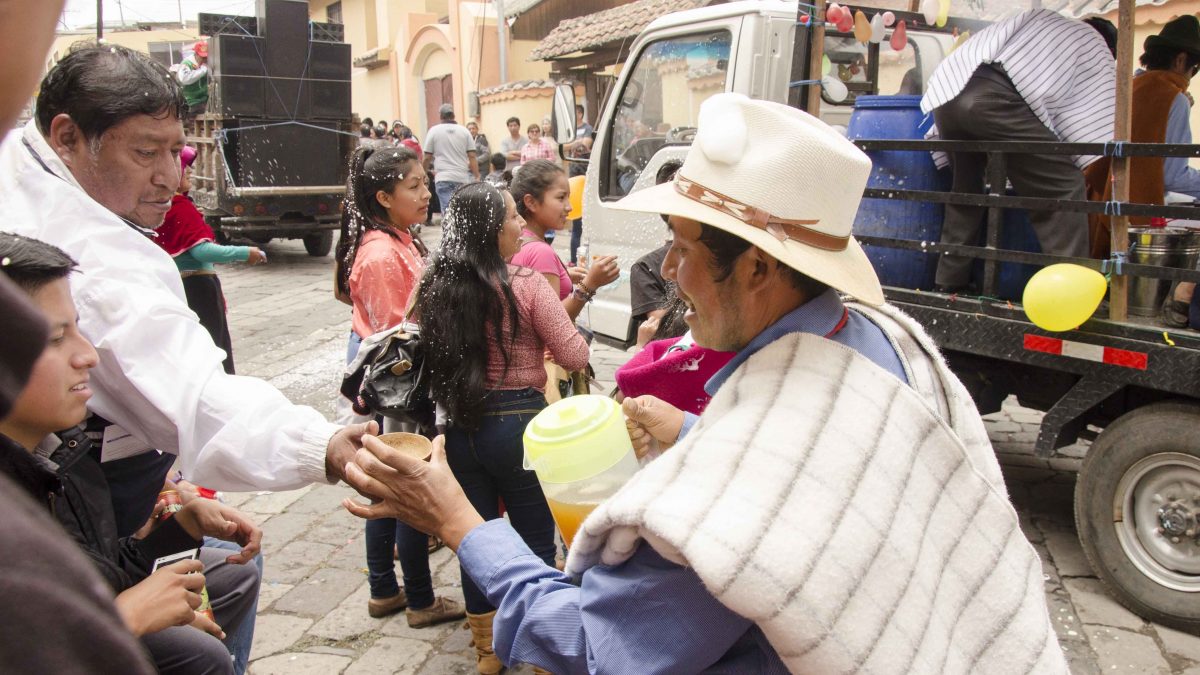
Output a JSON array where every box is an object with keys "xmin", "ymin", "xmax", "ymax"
[{"xmin": 524, "ymin": 395, "xmax": 639, "ymax": 547}]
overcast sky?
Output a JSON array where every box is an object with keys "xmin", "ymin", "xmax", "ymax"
[{"xmin": 62, "ymin": 1, "xmax": 259, "ymax": 29}]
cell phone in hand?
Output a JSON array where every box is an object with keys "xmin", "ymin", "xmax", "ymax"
[{"xmin": 152, "ymin": 548, "xmax": 199, "ymax": 572}]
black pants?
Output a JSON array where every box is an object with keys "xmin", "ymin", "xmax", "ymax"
[
  {"xmin": 933, "ymin": 67, "xmax": 1090, "ymax": 288},
  {"xmin": 183, "ymin": 274, "xmax": 235, "ymax": 375}
]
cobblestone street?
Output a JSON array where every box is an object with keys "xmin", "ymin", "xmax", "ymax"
[{"xmin": 219, "ymin": 232, "xmax": 1200, "ymax": 674}]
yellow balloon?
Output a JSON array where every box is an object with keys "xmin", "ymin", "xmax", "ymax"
[
  {"xmin": 568, "ymin": 174, "xmax": 586, "ymax": 220},
  {"xmin": 1022, "ymin": 264, "xmax": 1108, "ymax": 332}
]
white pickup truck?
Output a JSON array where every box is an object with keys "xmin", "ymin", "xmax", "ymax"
[{"xmin": 555, "ymin": 0, "xmax": 952, "ymax": 346}]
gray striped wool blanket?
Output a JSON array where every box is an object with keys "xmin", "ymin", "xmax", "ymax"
[{"xmin": 566, "ymin": 304, "xmax": 1066, "ymax": 673}]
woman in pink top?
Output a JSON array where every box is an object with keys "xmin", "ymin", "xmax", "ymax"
[
  {"xmin": 413, "ymin": 182, "xmax": 588, "ymax": 670},
  {"xmin": 334, "ymin": 145, "xmax": 465, "ymax": 628},
  {"xmin": 508, "ymin": 159, "xmax": 618, "ymax": 321}
]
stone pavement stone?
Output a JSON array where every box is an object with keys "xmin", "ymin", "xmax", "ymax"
[
  {"xmin": 273, "ymin": 567, "xmax": 364, "ymax": 617},
  {"xmin": 250, "ymin": 613, "xmax": 313, "ymax": 659},
  {"xmin": 220, "ymin": 238, "xmax": 1200, "ymax": 673},
  {"xmin": 250, "ymin": 652, "xmax": 352, "ymax": 675},
  {"xmin": 346, "ymin": 637, "xmax": 432, "ymax": 675}
]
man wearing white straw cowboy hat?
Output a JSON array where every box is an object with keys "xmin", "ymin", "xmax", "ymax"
[{"xmin": 339, "ymin": 94, "xmax": 1067, "ymax": 673}]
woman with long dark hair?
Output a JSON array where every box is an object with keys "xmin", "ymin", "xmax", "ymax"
[
  {"xmin": 415, "ymin": 182, "xmax": 588, "ymax": 674},
  {"xmin": 335, "ymin": 144, "xmax": 464, "ymax": 628}
]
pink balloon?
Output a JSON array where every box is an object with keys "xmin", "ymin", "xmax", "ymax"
[
  {"xmin": 836, "ymin": 13, "xmax": 854, "ymax": 33},
  {"xmin": 826, "ymin": 5, "xmax": 844, "ymax": 23},
  {"xmin": 890, "ymin": 19, "xmax": 908, "ymax": 51},
  {"xmin": 882, "ymin": 11, "xmax": 896, "ymax": 27}
]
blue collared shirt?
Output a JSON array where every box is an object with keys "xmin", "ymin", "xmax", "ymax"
[
  {"xmin": 679, "ymin": 289, "xmax": 908, "ymax": 439},
  {"xmin": 1164, "ymin": 92, "xmax": 1200, "ymax": 199},
  {"xmin": 455, "ymin": 291, "xmax": 907, "ymax": 673}
]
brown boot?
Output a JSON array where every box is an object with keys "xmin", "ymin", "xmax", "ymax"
[{"xmin": 466, "ymin": 610, "xmax": 503, "ymax": 675}]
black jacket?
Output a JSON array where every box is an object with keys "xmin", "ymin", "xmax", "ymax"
[{"xmin": 0, "ymin": 430, "xmax": 200, "ymax": 592}]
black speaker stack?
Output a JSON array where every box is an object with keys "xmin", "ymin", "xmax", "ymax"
[{"xmin": 200, "ymin": 0, "xmax": 351, "ymax": 187}]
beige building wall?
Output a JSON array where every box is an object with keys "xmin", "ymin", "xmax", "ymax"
[
  {"xmin": 480, "ymin": 87, "xmax": 555, "ymax": 152},
  {"xmin": 50, "ymin": 27, "xmax": 203, "ymax": 65},
  {"xmin": 307, "ymin": 0, "xmax": 549, "ymax": 139}
]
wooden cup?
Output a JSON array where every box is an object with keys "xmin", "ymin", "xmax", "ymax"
[{"xmin": 376, "ymin": 432, "xmax": 433, "ymax": 462}]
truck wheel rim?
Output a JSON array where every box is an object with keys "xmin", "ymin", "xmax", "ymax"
[{"xmin": 1115, "ymin": 452, "xmax": 1200, "ymax": 591}]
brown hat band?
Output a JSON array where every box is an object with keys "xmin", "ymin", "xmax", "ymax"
[{"xmin": 674, "ymin": 175, "xmax": 849, "ymax": 251}]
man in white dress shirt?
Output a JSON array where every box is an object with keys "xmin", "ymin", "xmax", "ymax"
[
  {"xmin": 922, "ymin": 9, "xmax": 1115, "ymax": 290},
  {"xmin": 0, "ymin": 43, "xmax": 372, "ymax": 493}
]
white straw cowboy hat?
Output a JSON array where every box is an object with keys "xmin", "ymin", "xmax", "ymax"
[{"xmin": 612, "ymin": 93, "xmax": 884, "ymax": 306}]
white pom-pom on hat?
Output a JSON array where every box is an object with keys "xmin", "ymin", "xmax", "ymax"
[{"xmin": 695, "ymin": 93, "xmax": 749, "ymax": 165}]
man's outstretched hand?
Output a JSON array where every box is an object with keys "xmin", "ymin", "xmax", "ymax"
[
  {"xmin": 342, "ymin": 435, "xmax": 484, "ymax": 551},
  {"xmin": 325, "ymin": 420, "xmax": 379, "ymax": 486}
]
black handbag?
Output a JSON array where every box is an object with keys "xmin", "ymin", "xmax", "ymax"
[{"xmin": 341, "ymin": 323, "xmax": 433, "ymax": 424}]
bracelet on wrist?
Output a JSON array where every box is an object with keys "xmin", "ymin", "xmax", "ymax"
[
  {"xmin": 573, "ymin": 287, "xmax": 595, "ymax": 303},
  {"xmin": 576, "ymin": 281, "xmax": 595, "ymax": 296}
]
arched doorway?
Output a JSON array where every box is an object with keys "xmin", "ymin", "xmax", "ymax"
[{"xmin": 419, "ymin": 45, "xmax": 453, "ymax": 132}]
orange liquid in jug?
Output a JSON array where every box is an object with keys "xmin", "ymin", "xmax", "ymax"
[{"xmin": 546, "ymin": 498, "xmax": 599, "ymax": 548}]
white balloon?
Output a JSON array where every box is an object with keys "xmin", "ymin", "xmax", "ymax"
[
  {"xmin": 921, "ymin": 0, "xmax": 938, "ymax": 25},
  {"xmin": 821, "ymin": 75, "xmax": 848, "ymax": 103},
  {"xmin": 870, "ymin": 13, "xmax": 886, "ymax": 43}
]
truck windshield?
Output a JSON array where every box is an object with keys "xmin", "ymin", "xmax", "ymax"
[{"xmin": 604, "ymin": 30, "xmax": 732, "ymax": 199}]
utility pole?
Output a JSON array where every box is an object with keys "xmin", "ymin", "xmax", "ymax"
[
  {"xmin": 178, "ymin": 0, "xmax": 185, "ymax": 28},
  {"xmin": 97, "ymin": 0, "xmax": 103, "ymax": 40},
  {"xmin": 496, "ymin": 0, "xmax": 508, "ymax": 85},
  {"xmin": 117, "ymin": 0, "xmax": 125, "ymax": 28}
]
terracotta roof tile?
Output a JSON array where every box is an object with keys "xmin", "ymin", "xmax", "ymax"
[
  {"xmin": 530, "ymin": 0, "xmax": 706, "ymax": 61},
  {"xmin": 477, "ymin": 79, "xmax": 557, "ymax": 98}
]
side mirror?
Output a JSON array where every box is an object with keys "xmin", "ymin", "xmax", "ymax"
[{"xmin": 551, "ymin": 83, "xmax": 576, "ymax": 145}]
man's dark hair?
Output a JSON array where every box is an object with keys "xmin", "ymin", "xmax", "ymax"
[
  {"xmin": 696, "ymin": 223, "xmax": 829, "ymax": 297},
  {"xmin": 1085, "ymin": 18, "xmax": 1118, "ymax": 58},
  {"xmin": 655, "ymin": 160, "xmax": 683, "ymax": 223},
  {"xmin": 506, "ymin": 116, "xmax": 520, "ymax": 127},
  {"xmin": 439, "ymin": 104, "xmax": 455, "ymax": 121},
  {"xmin": 0, "ymin": 234, "xmax": 78, "ymax": 294},
  {"xmin": 36, "ymin": 42, "xmax": 186, "ymax": 140},
  {"xmin": 1140, "ymin": 45, "xmax": 1200, "ymax": 71},
  {"xmin": 490, "ymin": 152, "xmax": 506, "ymax": 171},
  {"xmin": 575, "ymin": 104, "xmax": 585, "ymax": 115},
  {"xmin": 359, "ymin": 122, "xmax": 372, "ymax": 138}
]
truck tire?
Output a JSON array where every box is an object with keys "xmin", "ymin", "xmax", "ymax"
[
  {"xmin": 303, "ymin": 231, "xmax": 333, "ymax": 257},
  {"xmin": 1075, "ymin": 401, "xmax": 1200, "ymax": 632}
]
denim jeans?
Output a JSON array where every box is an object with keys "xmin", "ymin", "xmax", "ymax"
[
  {"xmin": 435, "ymin": 181, "xmax": 465, "ymax": 215},
  {"xmin": 365, "ymin": 518, "xmax": 435, "ymax": 607},
  {"xmin": 569, "ymin": 218, "xmax": 583, "ymax": 265},
  {"xmin": 445, "ymin": 388, "xmax": 557, "ymax": 614},
  {"xmin": 347, "ymin": 332, "xmax": 437, "ymax": 607},
  {"xmin": 203, "ymin": 537, "xmax": 262, "ymax": 675}
]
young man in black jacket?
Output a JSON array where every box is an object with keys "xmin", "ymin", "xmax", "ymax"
[{"xmin": 0, "ymin": 233, "xmax": 261, "ymax": 675}]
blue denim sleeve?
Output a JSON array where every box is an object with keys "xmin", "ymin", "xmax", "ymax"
[
  {"xmin": 1163, "ymin": 93, "xmax": 1200, "ymax": 199},
  {"xmin": 456, "ymin": 519, "xmax": 754, "ymax": 674},
  {"xmin": 676, "ymin": 412, "xmax": 699, "ymax": 443}
]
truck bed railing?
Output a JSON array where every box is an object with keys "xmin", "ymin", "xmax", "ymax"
[{"xmin": 848, "ymin": 138, "xmax": 1200, "ymax": 302}]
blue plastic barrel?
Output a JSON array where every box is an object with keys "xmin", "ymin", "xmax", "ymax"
[
  {"xmin": 847, "ymin": 95, "xmax": 949, "ymax": 289},
  {"xmin": 970, "ymin": 205, "xmax": 1041, "ymax": 301}
]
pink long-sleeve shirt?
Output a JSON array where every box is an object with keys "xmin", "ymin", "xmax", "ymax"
[{"xmin": 488, "ymin": 266, "xmax": 589, "ymax": 390}]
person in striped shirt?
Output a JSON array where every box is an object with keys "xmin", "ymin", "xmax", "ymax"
[{"xmin": 921, "ymin": 9, "xmax": 1115, "ymax": 291}]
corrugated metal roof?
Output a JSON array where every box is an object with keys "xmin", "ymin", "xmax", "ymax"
[{"xmin": 530, "ymin": 0, "xmax": 706, "ymax": 60}]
